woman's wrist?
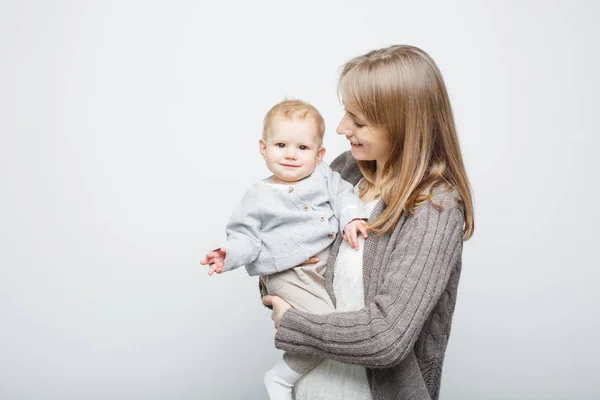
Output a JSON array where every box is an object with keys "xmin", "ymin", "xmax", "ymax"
[{"xmin": 276, "ymin": 306, "xmax": 296, "ymax": 331}]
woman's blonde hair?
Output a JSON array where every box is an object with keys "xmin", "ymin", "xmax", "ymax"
[{"xmin": 339, "ymin": 45, "xmax": 474, "ymax": 239}]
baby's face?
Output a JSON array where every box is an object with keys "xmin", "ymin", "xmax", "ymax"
[{"xmin": 260, "ymin": 117, "xmax": 325, "ymax": 184}]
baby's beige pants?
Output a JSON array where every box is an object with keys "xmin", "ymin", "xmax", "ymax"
[{"xmin": 260, "ymin": 249, "xmax": 334, "ymax": 374}]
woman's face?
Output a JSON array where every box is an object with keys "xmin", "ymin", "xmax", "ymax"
[{"xmin": 336, "ymin": 109, "xmax": 390, "ymax": 166}]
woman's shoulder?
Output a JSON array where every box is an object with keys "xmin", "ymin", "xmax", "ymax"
[
  {"xmin": 405, "ymin": 184, "xmax": 464, "ymax": 225},
  {"xmin": 330, "ymin": 151, "xmax": 355, "ymax": 171},
  {"xmin": 426, "ymin": 184, "xmax": 463, "ymax": 211},
  {"xmin": 388, "ymin": 184, "xmax": 465, "ymax": 244},
  {"xmin": 330, "ymin": 151, "xmax": 362, "ymax": 183}
]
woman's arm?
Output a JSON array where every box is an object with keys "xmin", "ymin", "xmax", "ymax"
[{"xmin": 273, "ymin": 192, "xmax": 464, "ymax": 369}]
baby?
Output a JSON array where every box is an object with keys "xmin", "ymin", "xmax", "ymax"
[{"xmin": 201, "ymin": 99, "xmax": 368, "ymax": 399}]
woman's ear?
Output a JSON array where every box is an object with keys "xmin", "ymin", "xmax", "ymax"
[
  {"xmin": 259, "ymin": 139, "xmax": 267, "ymax": 158},
  {"xmin": 316, "ymin": 146, "xmax": 326, "ymax": 164}
]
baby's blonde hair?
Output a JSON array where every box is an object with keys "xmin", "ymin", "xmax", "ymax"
[{"xmin": 262, "ymin": 99, "xmax": 325, "ymax": 144}]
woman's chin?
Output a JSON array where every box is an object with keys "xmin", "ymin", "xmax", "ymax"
[{"xmin": 350, "ymin": 146, "xmax": 368, "ymax": 160}]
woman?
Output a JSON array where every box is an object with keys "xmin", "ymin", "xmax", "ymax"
[{"xmin": 263, "ymin": 44, "xmax": 474, "ymax": 400}]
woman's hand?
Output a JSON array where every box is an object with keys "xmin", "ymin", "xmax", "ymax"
[{"xmin": 262, "ymin": 295, "xmax": 292, "ymax": 329}]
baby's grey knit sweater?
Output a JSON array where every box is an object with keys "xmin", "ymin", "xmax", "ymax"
[
  {"xmin": 222, "ymin": 161, "xmax": 366, "ymax": 277},
  {"xmin": 272, "ymin": 152, "xmax": 465, "ymax": 400}
]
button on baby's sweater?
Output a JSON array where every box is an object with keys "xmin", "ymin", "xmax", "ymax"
[
  {"xmin": 319, "ymin": 216, "xmax": 325, "ymax": 222},
  {"xmin": 303, "ymin": 205, "xmax": 309, "ymax": 212},
  {"xmin": 328, "ymin": 233, "xmax": 335, "ymax": 239},
  {"xmin": 288, "ymin": 187, "xmax": 294, "ymax": 193}
]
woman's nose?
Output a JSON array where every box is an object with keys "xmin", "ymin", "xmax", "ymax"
[{"xmin": 336, "ymin": 115, "xmax": 351, "ymax": 136}]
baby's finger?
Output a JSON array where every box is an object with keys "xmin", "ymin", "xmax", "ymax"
[
  {"xmin": 359, "ymin": 224, "xmax": 368, "ymax": 239},
  {"xmin": 342, "ymin": 228, "xmax": 349, "ymax": 242},
  {"xmin": 352, "ymin": 229, "xmax": 359, "ymax": 250}
]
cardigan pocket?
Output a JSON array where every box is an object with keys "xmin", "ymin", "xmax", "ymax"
[{"xmin": 262, "ymin": 273, "xmax": 285, "ymax": 294}]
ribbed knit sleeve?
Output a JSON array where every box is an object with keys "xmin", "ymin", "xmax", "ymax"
[{"xmin": 274, "ymin": 191, "xmax": 464, "ymax": 369}]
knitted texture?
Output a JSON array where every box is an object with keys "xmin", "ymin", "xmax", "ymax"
[
  {"xmin": 222, "ymin": 161, "xmax": 366, "ymax": 276},
  {"xmin": 272, "ymin": 151, "xmax": 465, "ymax": 400}
]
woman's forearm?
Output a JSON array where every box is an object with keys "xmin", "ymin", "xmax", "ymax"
[{"xmin": 275, "ymin": 199, "xmax": 464, "ymax": 369}]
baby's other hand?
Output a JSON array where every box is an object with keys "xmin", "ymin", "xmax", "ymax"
[
  {"xmin": 299, "ymin": 255, "xmax": 320, "ymax": 265},
  {"xmin": 200, "ymin": 248, "xmax": 227, "ymax": 276},
  {"xmin": 343, "ymin": 219, "xmax": 368, "ymax": 250}
]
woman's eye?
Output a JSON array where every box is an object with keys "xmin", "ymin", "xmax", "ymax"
[
  {"xmin": 354, "ymin": 120, "xmax": 365, "ymax": 128},
  {"xmin": 299, "ymin": 145, "xmax": 308, "ymax": 150},
  {"xmin": 276, "ymin": 143, "xmax": 285, "ymax": 148}
]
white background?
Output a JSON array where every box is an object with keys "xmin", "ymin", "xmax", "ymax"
[{"xmin": 1, "ymin": 1, "xmax": 599, "ymax": 399}]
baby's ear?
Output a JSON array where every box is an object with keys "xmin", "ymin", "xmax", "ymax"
[
  {"xmin": 316, "ymin": 146, "xmax": 326, "ymax": 163},
  {"xmin": 259, "ymin": 139, "xmax": 267, "ymax": 158}
]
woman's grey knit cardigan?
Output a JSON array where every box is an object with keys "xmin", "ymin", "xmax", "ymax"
[{"xmin": 265, "ymin": 151, "xmax": 465, "ymax": 400}]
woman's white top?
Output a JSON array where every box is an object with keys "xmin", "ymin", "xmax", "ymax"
[{"xmin": 293, "ymin": 182, "xmax": 378, "ymax": 400}]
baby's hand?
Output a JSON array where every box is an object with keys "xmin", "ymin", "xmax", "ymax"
[
  {"xmin": 343, "ymin": 219, "xmax": 368, "ymax": 250},
  {"xmin": 200, "ymin": 248, "xmax": 227, "ymax": 276}
]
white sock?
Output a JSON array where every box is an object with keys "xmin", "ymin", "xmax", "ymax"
[{"xmin": 264, "ymin": 359, "xmax": 302, "ymax": 400}]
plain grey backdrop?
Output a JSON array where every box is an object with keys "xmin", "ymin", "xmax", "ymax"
[{"xmin": 1, "ymin": 1, "xmax": 599, "ymax": 399}]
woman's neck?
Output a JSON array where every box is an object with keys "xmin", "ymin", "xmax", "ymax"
[
  {"xmin": 374, "ymin": 160, "xmax": 385, "ymax": 188},
  {"xmin": 360, "ymin": 160, "xmax": 385, "ymax": 204}
]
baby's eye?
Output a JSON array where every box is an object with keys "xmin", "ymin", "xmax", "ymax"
[
  {"xmin": 275, "ymin": 143, "xmax": 285, "ymax": 148},
  {"xmin": 299, "ymin": 145, "xmax": 308, "ymax": 151}
]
